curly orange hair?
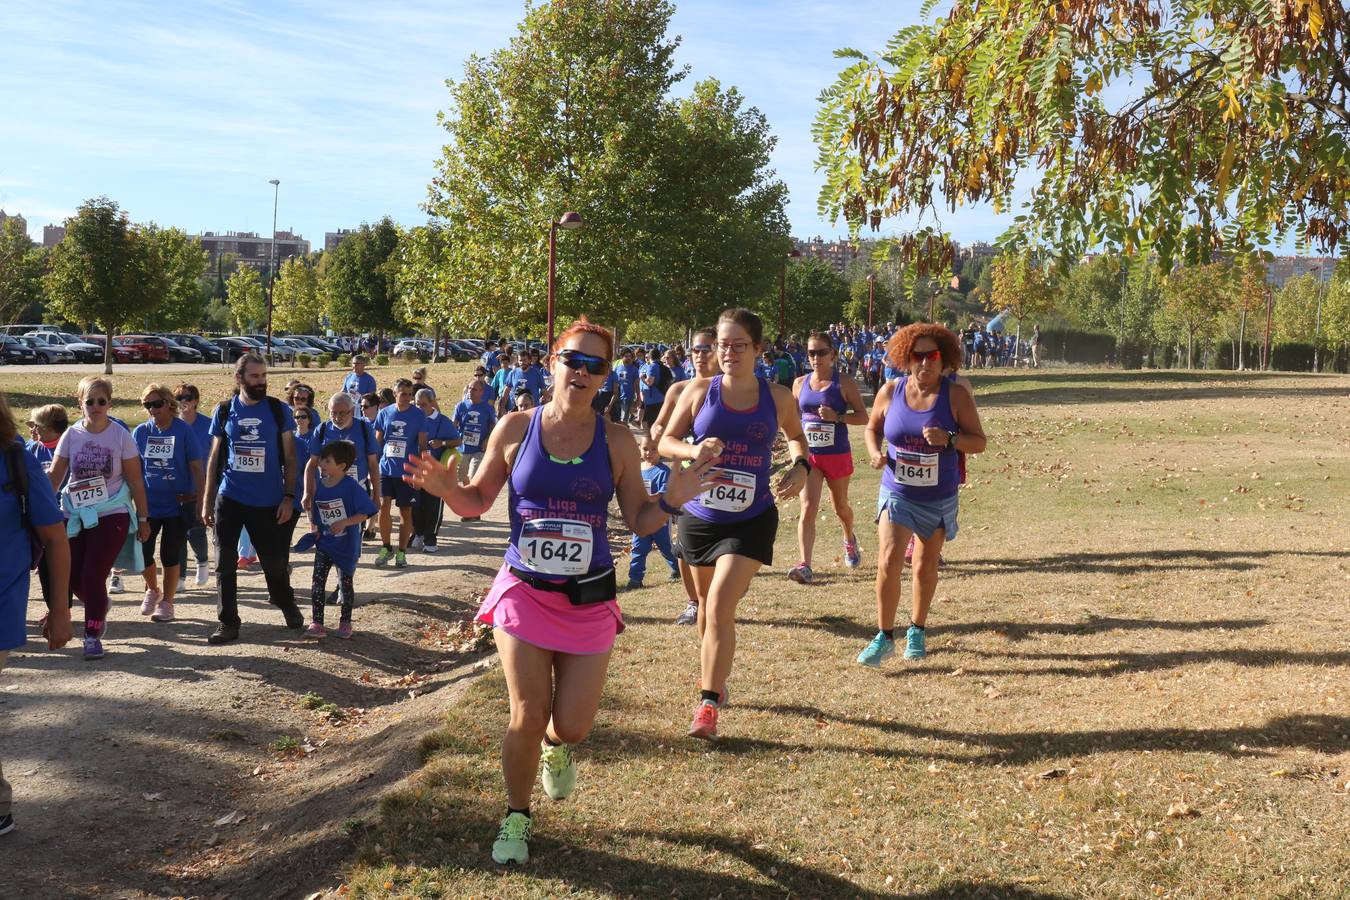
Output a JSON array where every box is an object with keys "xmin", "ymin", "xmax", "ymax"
[
  {"xmin": 886, "ymin": 323, "xmax": 962, "ymax": 372},
  {"xmin": 552, "ymin": 317, "xmax": 615, "ymax": 359}
]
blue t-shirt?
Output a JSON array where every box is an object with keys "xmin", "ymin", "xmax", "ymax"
[
  {"xmin": 423, "ymin": 411, "xmax": 462, "ymax": 462},
  {"xmin": 308, "ymin": 418, "xmax": 377, "ymax": 483},
  {"xmin": 504, "ymin": 366, "xmax": 545, "ymax": 409},
  {"xmin": 670, "ymin": 363, "xmax": 689, "ymax": 383},
  {"xmin": 133, "ymin": 417, "xmax": 204, "ymax": 518},
  {"xmin": 614, "ymin": 362, "xmax": 640, "ymax": 400},
  {"xmin": 640, "ymin": 461, "xmax": 670, "ymax": 497},
  {"xmin": 26, "ymin": 439, "xmax": 57, "ymax": 475},
  {"xmin": 342, "ymin": 371, "xmax": 377, "ymax": 398},
  {"xmin": 210, "ymin": 396, "xmax": 296, "ymax": 507},
  {"xmin": 453, "ymin": 400, "xmax": 497, "ymax": 456},
  {"xmin": 490, "ymin": 368, "xmax": 510, "ymax": 402},
  {"xmin": 482, "ymin": 350, "xmax": 501, "ymax": 374},
  {"xmin": 1, "ymin": 439, "xmax": 65, "ymax": 651},
  {"xmin": 599, "ymin": 370, "xmax": 619, "ymax": 394},
  {"xmin": 310, "ymin": 474, "xmax": 378, "ymax": 575},
  {"xmin": 639, "ymin": 362, "xmax": 666, "ymax": 404},
  {"xmin": 183, "ymin": 412, "xmax": 212, "ymax": 463},
  {"xmin": 374, "ymin": 404, "xmax": 427, "ymax": 477}
]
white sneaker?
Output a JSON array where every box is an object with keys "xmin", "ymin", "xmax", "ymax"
[
  {"xmin": 109, "ymin": 574, "xmax": 125, "ymax": 594},
  {"xmin": 409, "ymin": 535, "xmax": 425, "ymax": 551},
  {"xmin": 195, "ymin": 563, "xmax": 209, "ymax": 586},
  {"xmin": 140, "ymin": 589, "xmax": 161, "ymax": 616}
]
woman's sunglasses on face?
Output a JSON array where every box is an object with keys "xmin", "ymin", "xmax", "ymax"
[
  {"xmin": 910, "ymin": 348, "xmax": 941, "ymax": 364},
  {"xmin": 557, "ymin": 349, "xmax": 609, "ymax": 376},
  {"xmin": 174, "ymin": 395, "xmax": 194, "ymax": 404},
  {"xmin": 84, "ymin": 397, "xmax": 109, "ymax": 408},
  {"xmin": 807, "ymin": 348, "xmax": 833, "ymax": 358},
  {"xmin": 143, "ymin": 399, "xmax": 167, "ymax": 410}
]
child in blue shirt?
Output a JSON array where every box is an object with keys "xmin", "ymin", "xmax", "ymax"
[
  {"xmin": 626, "ymin": 436, "xmax": 680, "ymax": 589},
  {"xmin": 303, "ymin": 440, "xmax": 377, "ymax": 639}
]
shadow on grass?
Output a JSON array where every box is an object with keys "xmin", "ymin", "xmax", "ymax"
[
  {"xmin": 950, "ymin": 547, "xmax": 1347, "ymax": 576},
  {"xmin": 970, "ymin": 369, "xmax": 1350, "ymax": 409},
  {"xmin": 947, "ymin": 646, "xmax": 1350, "ymax": 679}
]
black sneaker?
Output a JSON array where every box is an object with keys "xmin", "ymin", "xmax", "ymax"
[
  {"xmin": 207, "ymin": 624, "xmax": 240, "ymax": 645},
  {"xmin": 0, "ymin": 814, "xmax": 14, "ymax": 836}
]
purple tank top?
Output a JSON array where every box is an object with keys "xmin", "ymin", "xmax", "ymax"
[
  {"xmin": 504, "ymin": 408, "xmax": 615, "ymax": 578},
  {"xmin": 797, "ymin": 368, "xmax": 849, "ymax": 456},
  {"xmin": 880, "ymin": 376, "xmax": 960, "ymax": 501},
  {"xmin": 686, "ymin": 375, "xmax": 777, "ymax": 523}
]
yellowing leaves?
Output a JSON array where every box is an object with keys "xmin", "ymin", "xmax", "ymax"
[
  {"xmin": 1085, "ymin": 71, "xmax": 1102, "ymax": 95},
  {"xmin": 1220, "ymin": 83, "xmax": 1242, "ymax": 122},
  {"xmin": 1305, "ymin": 1, "xmax": 1324, "ymax": 42}
]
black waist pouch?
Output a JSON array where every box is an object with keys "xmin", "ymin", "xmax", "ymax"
[{"xmin": 509, "ymin": 565, "xmax": 617, "ymax": 606}]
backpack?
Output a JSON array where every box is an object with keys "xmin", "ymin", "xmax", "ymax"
[
  {"xmin": 4, "ymin": 440, "xmax": 43, "ymax": 570},
  {"xmin": 313, "ymin": 417, "xmax": 371, "ymax": 460},
  {"xmin": 213, "ymin": 395, "xmax": 288, "ymax": 477},
  {"xmin": 656, "ymin": 363, "xmax": 674, "ymax": 394}
]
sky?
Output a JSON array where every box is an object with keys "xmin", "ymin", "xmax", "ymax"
[{"xmin": 1, "ymin": 0, "xmax": 1011, "ymax": 248}]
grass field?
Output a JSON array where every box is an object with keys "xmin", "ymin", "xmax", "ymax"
[{"xmin": 326, "ymin": 369, "xmax": 1350, "ymax": 899}]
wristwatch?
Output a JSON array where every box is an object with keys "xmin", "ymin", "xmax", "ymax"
[
  {"xmin": 794, "ymin": 457, "xmax": 812, "ymax": 474},
  {"xmin": 658, "ymin": 494, "xmax": 683, "ymax": 516},
  {"xmin": 946, "ymin": 431, "xmax": 959, "ymax": 449}
]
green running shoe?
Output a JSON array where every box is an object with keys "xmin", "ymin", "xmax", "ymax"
[
  {"xmin": 394, "ymin": 549, "xmax": 408, "ymax": 568},
  {"xmin": 374, "ymin": 547, "xmax": 392, "ymax": 567},
  {"xmin": 857, "ymin": 631, "xmax": 895, "ymax": 667},
  {"xmin": 491, "ymin": 811, "xmax": 532, "ymax": 865},
  {"xmin": 904, "ymin": 625, "xmax": 927, "ymax": 659},
  {"xmin": 540, "ymin": 742, "xmax": 577, "ymax": 800}
]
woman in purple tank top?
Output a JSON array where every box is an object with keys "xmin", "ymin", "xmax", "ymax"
[
  {"xmin": 404, "ymin": 319, "xmax": 714, "ymax": 866},
  {"xmin": 787, "ymin": 331, "xmax": 869, "ymax": 584},
  {"xmin": 859, "ymin": 324, "xmax": 986, "ymax": 668},
  {"xmin": 659, "ymin": 308, "xmax": 810, "ymax": 741}
]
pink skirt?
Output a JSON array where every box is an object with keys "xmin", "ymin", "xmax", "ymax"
[{"xmin": 476, "ymin": 563, "xmax": 624, "ymax": 655}]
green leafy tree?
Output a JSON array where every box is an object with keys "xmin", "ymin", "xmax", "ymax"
[
  {"xmin": 272, "ymin": 255, "xmax": 325, "ymax": 334},
  {"xmin": 815, "ymin": 1, "xmax": 1350, "ymax": 272},
  {"xmin": 1319, "ymin": 266, "xmax": 1350, "ymax": 365},
  {"xmin": 324, "ymin": 218, "xmax": 403, "ymax": 335},
  {"xmin": 1226, "ymin": 257, "xmax": 1271, "ymax": 369},
  {"xmin": 44, "ymin": 197, "xmax": 154, "ymax": 373},
  {"xmin": 989, "ymin": 251, "xmax": 1057, "ymax": 326},
  {"xmin": 1273, "ymin": 274, "xmax": 1324, "ymax": 344},
  {"xmin": 0, "ymin": 219, "xmax": 46, "ymax": 323},
  {"xmin": 758, "ymin": 259, "xmax": 849, "ymax": 337},
  {"xmin": 226, "ymin": 268, "xmax": 265, "ymax": 334},
  {"xmin": 1156, "ymin": 262, "xmax": 1232, "ymax": 368},
  {"xmin": 126, "ymin": 224, "xmax": 210, "ymax": 331},
  {"xmin": 844, "ymin": 272, "xmax": 896, "ymax": 327}
]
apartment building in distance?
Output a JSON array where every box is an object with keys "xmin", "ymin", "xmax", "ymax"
[
  {"xmin": 0, "ymin": 209, "xmax": 27, "ymax": 237},
  {"xmin": 43, "ymin": 225, "xmax": 66, "ymax": 247},
  {"xmin": 325, "ymin": 229, "xmax": 356, "ymax": 252},
  {"xmin": 195, "ymin": 230, "xmax": 310, "ymax": 272},
  {"xmin": 1264, "ymin": 255, "xmax": 1336, "ymax": 290},
  {"xmin": 793, "ymin": 236, "xmax": 858, "ymax": 275}
]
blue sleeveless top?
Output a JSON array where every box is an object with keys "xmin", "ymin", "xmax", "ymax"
[
  {"xmin": 797, "ymin": 369, "xmax": 849, "ymax": 456},
  {"xmin": 686, "ymin": 376, "xmax": 777, "ymax": 524},
  {"xmin": 504, "ymin": 408, "xmax": 615, "ymax": 578},
  {"xmin": 880, "ymin": 376, "xmax": 960, "ymax": 501}
]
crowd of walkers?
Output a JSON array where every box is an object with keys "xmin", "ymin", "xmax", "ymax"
[{"xmin": 0, "ymin": 311, "xmax": 987, "ymax": 863}]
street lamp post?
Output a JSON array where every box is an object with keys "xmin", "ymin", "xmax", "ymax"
[
  {"xmin": 265, "ymin": 178, "xmax": 280, "ymax": 363},
  {"xmin": 780, "ymin": 248, "xmax": 802, "ymax": 340},
  {"xmin": 866, "ymin": 274, "xmax": 876, "ymax": 332},
  {"xmin": 546, "ymin": 211, "xmax": 583, "ymax": 351}
]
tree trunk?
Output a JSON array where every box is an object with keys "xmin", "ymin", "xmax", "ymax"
[
  {"xmin": 1186, "ymin": 330, "xmax": 1194, "ymax": 369},
  {"xmin": 1237, "ymin": 310, "xmax": 1246, "ymax": 370},
  {"xmin": 103, "ymin": 323, "xmax": 114, "ymax": 376}
]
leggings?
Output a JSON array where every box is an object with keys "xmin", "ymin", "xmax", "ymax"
[
  {"xmin": 69, "ymin": 512, "xmax": 130, "ymax": 637},
  {"xmin": 186, "ymin": 525, "xmax": 209, "ymax": 564},
  {"xmin": 311, "ymin": 550, "xmax": 354, "ymax": 625}
]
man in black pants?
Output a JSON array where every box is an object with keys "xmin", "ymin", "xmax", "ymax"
[{"xmin": 201, "ymin": 352, "xmax": 304, "ymax": 644}]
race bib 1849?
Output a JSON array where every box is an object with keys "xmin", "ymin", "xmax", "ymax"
[
  {"xmin": 891, "ymin": 447, "xmax": 939, "ymax": 487},
  {"xmin": 232, "ymin": 446, "xmax": 266, "ymax": 473},
  {"xmin": 700, "ymin": 468, "xmax": 756, "ymax": 513},
  {"xmin": 804, "ymin": 421, "xmax": 836, "ymax": 448},
  {"xmin": 67, "ymin": 475, "xmax": 108, "ymax": 509},
  {"xmin": 316, "ymin": 498, "xmax": 347, "ymax": 527},
  {"xmin": 520, "ymin": 518, "xmax": 593, "ymax": 576}
]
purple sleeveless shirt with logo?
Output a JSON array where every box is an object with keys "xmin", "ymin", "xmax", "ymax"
[
  {"xmin": 686, "ymin": 375, "xmax": 777, "ymax": 524},
  {"xmin": 797, "ymin": 368, "xmax": 849, "ymax": 456},
  {"xmin": 504, "ymin": 408, "xmax": 615, "ymax": 578},
  {"xmin": 881, "ymin": 376, "xmax": 960, "ymax": 502}
]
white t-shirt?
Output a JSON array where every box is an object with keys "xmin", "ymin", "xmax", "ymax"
[{"xmin": 55, "ymin": 420, "xmax": 139, "ymax": 515}]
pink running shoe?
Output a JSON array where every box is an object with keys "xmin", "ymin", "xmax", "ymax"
[
  {"xmin": 904, "ymin": 535, "xmax": 944, "ymax": 568},
  {"xmin": 335, "ymin": 622, "xmax": 353, "ymax": 639},
  {"xmin": 140, "ymin": 589, "xmax": 161, "ymax": 616},
  {"xmin": 150, "ymin": 600, "xmax": 174, "ymax": 623},
  {"xmin": 688, "ymin": 702, "xmax": 719, "ymax": 740},
  {"xmin": 304, "ymin": 622, "xmax": 327, "ymax": 639}
]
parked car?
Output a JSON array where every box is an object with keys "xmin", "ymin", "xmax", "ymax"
[
  {"xmin": 211, "ymin": 337, "xmax": 257, "ymax": 362},
  {"xmin": 161, "ymin": 333, "xmax": 224, "ymax": 363},
  {"xmin": 16, "ymin": 336, "xmax": 75, "ymax": 364},
  {"xmin": 115, "ymin": 335, "xmax": 172, "ymax": 363},
  {"xmin": 394, "ymin": 339, "xmax": 433, "ymax": 359},
  {"xmin": 158, "ymin": 338, "xmax": 203, "ymax": 363},
  {"xmin": 290, "ymin": 335, "xmax": 342, "ymax": 355},
  {"xmin": 28, "ymin": 331, "xmax": 104, "ymax": 363},
  {"xmin": 440, "ymin": 340, "xmax": 476, "ymax": 362},
  {"xmin": 0, "ymin": 336, "xmax": 40, "ymax": 365},
  {"xmin": 82, "ymin": 335, "xmax": 142, "ymax": 363},
  {"xmin": 241, "ymin": 335, "xmax": 298, "ymax": 362}
]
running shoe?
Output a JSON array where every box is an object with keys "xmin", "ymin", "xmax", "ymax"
[
  {"xmin": 374, "ymin": 547, "xmax": 392, "ymax": 567},
  {"xmin": 857, "ymin": 632, "xmax": 896, "ymax": 667},
  {"xmin": 688, "ymin": 701, "xmax": 719, "ymax": 740},
  {"xmin": 195, "ymin": 563, "xmax": 210, "ymax": 587},
  {"xmin": 540, "ymin": 743, "xmax": 577, "ymax": 800},
  {"xmin": 141, "ymin": 589, "xmax": 161, "ymax": 616},
  {"xmin": 237, "ymin": 556, "xmax": 258, "ymax": 572},
  {"xmin": 305, "ymin": 622, "xmax": 327, "ymax": 639},
  {"xmin": 674, "ymin": 602, "xmax": 698, "ymax": 626},
  {"xmin": 843, "ymin": 538, "xmax": 862, "ymax": 568},
  {"xmin": 461, "ymin": 516, "xmax": 481, "ymax": 523},
  {"xmin": 423, "ymin": 542, "xmax": 439, "ymax": 554},
  {"xmin": 151, "ymin": 601, "xmax": 174, "ymax": 623},
  {"xmin": 109, "ymin": 574, "xmax": 124, "ymax": 594},
  {"xmin": 0, "ymin": 814, "xmax": 14, "ymax": 836},
  {"xmin": 491, "ymin": 812, "xmax": 532, "ymax": 865},
  {"xmin": 394, "ymin": 550, "xmax": 408, "ymax": 568},
  {"xmin": 83, "ymin": 636, "xmax": 105, "ymax": 660},
  {"xmin": 625, "ymin": 580, "xmax": 643, "ymax": 591},
  {"xmin": 787, "ymin": 563, "xmax": 813, "ymax": 584},
  {"xmin": 335, "ymin": 622, "xmax": 353, "ymax": 639},
  {"xmin": 904, "ymin": 625, "xmax": 927, "ymax": 660},
  {"xmin": 409, "ymin": 535, "xmax": 425, "ymax": 551}
]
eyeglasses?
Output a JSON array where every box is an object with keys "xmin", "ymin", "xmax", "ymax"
[
  {"xmin": 84, "ymin": 397, "xmax": 109, "ymax": 407},
  {"xmin": 174, "ymin": 395, "xmax": 194, "ymax": 403},
  {"xmin": 716, "ymin": 340, "xmax": 752, "ymax": 354},
  {"xmin": 361, "ymin": 403, "xmax": 376, "ymax": 409},
  {"xmin": 556, "ymin": 349, "xmax": 609, "ymax": 376},
  {"xmin": 691, "ymin": 344, "xmax": 714, "ymax": 354},
  {"xmin": 806, "ymin": 349, "xmax": 833, "ymax": 358},
  {"xmin": 910, "ymin": 349, "xmax": 941, "ymax": 364},
  {"xmin": 143, "ymin": 399, "xmax": 166, "ymax": 410}
]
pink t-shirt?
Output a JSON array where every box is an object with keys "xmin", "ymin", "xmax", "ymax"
[{"xmin": 55, "ymin": 420, "xmax": 139, "ymax": 516}]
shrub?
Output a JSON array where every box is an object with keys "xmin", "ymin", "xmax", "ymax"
[
  {"xmin": 297, "ymin": 352, "xmax": 312, "ymax": 368},
  {"xmin": 375, "ymin": 353, "xmax": 390, "ymax": 366},
  {"xmin": 417, "ymin": 351, "xmax": 432, "ymax": 364},
  {"xmin": 316, "ymin": 352, "xmax": 331, "ymax": 368},
  {"xmin": 337, "ymin": 353, "xmax": 351, "ymax": 368}
]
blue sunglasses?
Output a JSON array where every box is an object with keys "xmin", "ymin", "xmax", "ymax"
[{"xmin": 557, "ymin": 349, "xmax": 609, "ymax": 376}]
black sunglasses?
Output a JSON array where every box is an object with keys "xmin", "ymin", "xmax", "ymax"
[
  {"xmin": 143, "ymin": 399, "xmax": 166, "ymax": 410},
  {"xmin": 174, "ymin": 395, "xmax": 194, "ymax": 403},
  {"xmin": 807, "ymin": 349, "xmax": 833, "ymax": 357},
  {"xmin": 557, "ymin": 349, "xmax": 608, "ymax": 376},
  {"xmin": 84, "ymin": 397, "xmax": 109, "ymax": 407}
]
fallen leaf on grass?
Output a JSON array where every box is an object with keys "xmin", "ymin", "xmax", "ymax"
[
  {"xmin": 1166, "ymin": 801, "xmax": 1199, "ymax": 818},
  {"xmin": 1038, "ymin": 768, "xmax": 1068, "ymax": 779},
  {"xmin": 949, "ymin": 667, "xmax": 966, "ymax": 677},
  {"xmin": 143, "ymin": 792, "xmax": 164, "ymax": 802},
  {"xmin": 213, "ymin": 810, "xmax": 247, "ymax": 827},
  {"xmin": 984, "ymin": 685, "xmax": 1003, "ymax": 699}
]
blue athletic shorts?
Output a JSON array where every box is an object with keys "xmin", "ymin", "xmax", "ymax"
[{"xmin": 875, "ymin": 487, "xmax": 959, "ymax": 542}]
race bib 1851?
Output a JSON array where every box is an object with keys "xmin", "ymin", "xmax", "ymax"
[
  {"xmin": 520, "ymin": 518, "xmax": 593, "ymax": 576},
  {"xmin": 700, "ymin": 468, "xmax": 756, "ymax": 513},
  {"xmin": 232, "ymin": 446, "xmax": 266, "ymax": 473}
]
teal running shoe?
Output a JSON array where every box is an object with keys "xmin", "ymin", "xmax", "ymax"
[
  {"xmin": 904, "ymin": 625, "xmax": 927, "ymax": 659},
  {"xmin": 540, "ymin": 742, "xmax": 577, "ymax": 801},
  {"xmin": 491, "ymin": 811, "xmax": 532, "ymax": 865},
  {"xmin": 856, "ymin": 632, "xmax": 895, "ymax": 667}
]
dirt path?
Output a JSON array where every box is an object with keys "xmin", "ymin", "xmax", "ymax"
[{"xmin": 2, "ymin": 492, "xmax": 516, "ymax": 899}]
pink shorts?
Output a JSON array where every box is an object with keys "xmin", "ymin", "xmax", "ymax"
[
  {"xmin": 809, "ymin": 450, "xmax": 855, "ymax": 482},
  {"xmin": 476, "ymin": 563, "xmax": 624, "ymax": 655}
]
